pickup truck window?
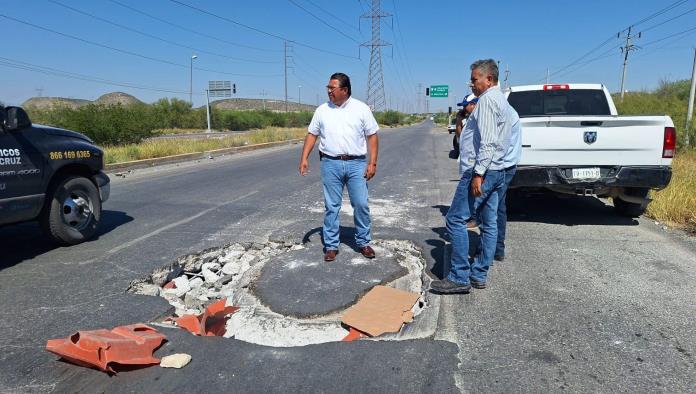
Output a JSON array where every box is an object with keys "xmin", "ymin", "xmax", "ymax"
[{"xmin": 508, "ymin": 89, "xmax": 611, "ymax": 117}]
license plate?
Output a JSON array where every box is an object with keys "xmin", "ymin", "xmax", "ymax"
[{"xmin": 572, "ymin": 167, "xmax": 600, "ymax": 179}]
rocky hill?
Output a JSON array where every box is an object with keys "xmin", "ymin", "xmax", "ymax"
[
  {"xmin": 22, "ymin": 97, "xmax": 91, "ymax": 110},
  {"xmin": 212, "ymin": 98, "xmax": 316, "ymax": 112},
  {"xmin": 21, "ymin": 93, "xmax": 315, "ymax": 112},
  {"xmin": 94, "ymin": 92, "xmax": 143, "ymax": 106},
  {"xmin": 22, "ymin": 92, "xmax": 141, "ymax": 110}
]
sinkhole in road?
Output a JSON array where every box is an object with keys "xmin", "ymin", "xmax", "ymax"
[{"xmin": 127, "ymin": 239, "xmax": 433, "ymax": 347}]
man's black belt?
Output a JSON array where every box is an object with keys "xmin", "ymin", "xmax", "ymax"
[{"xmin": 319, "ymin": 152, "xmax": 366, "ymax": 161}]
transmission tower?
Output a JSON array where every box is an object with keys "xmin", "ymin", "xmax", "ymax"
[{"xmin": 360, "ymin": 0, "xmax": 391, "ymax": 111}]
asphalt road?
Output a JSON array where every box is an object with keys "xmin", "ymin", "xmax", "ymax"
[{"xmin": 1, "ymin": 120, "xmax": 694, "ymax": 392}]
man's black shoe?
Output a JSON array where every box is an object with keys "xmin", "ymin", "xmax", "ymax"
[
  {"xmin": 470, "ymin": 278, "xmax": 487, "ymax": 289},
  {"xmin": 430, "ymin": 278, "xmax": 471, "ymax": 294},
  {"xmin": 494, "ymin": 254, "xmax": 505, "ymax": 262}
]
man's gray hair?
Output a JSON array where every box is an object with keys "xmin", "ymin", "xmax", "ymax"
[{"xmin": 470, "ymin": 59, "xmax": 499, "ymax": 83}]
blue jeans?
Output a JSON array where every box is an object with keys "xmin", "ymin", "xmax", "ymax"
[
  {"xmin": 445, "ymin": 169, "xmax": 474, "ymax": 285},
  {"xmin": 320, "ymin": 157, "xmax": 371, "ymax": 250},
  {"xmin": 470, "ymin": 170, "xmax": 506, "ymax": 283},
  {"xmin": 496, "ymin": 166, "xmax": 516, "ymax": 258}
]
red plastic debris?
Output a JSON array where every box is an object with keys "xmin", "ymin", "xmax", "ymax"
[
  {"xmin": 45, "ymin": 324, "xmax": 167, "ymax": 374},
  {"xmin": 163, "ymin": 280, "xmax": 176, "ymax": 289},
  {"xmin": 174, "ymin": 299, "xmax": 239, "ymax": 336},
  {"xmin": 341, "ymin": 327, "xmax": 369, "ymax": 342}
]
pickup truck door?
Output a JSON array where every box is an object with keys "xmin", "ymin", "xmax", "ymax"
[
  {"xmin": 0, "ymin": 126, "xmax": 46, "ymax": 224},
  {"xmin": 519, "ymin": 116, "xmax": 669, "ymax": 166}
]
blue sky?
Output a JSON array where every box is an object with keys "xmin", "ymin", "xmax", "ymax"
[{"xmin": 2, "ymin": 0, "xmax": 695, "ymax": 112}]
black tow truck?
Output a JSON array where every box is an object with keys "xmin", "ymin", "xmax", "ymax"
[{"xmin": 0, "ymin": 106, "xmax": 110, "ymax": 244}]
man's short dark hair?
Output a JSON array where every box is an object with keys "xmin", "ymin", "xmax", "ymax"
[{"xmin": 330, "ymin": 72, "xmax": 351, "ymax": 96}]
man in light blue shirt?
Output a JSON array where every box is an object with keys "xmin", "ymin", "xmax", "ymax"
[
  {"xmin": 495, "ymin": 106, "xmax": 521, "ymax": 261},
  {"xmin": 431, "ymin": 59, "xmax": 515, "ymax": 294}
]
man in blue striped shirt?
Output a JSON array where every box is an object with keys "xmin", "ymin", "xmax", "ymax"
[{"xmin": 431, "ymin": 59, "xmax": 515, "ymax": 294}]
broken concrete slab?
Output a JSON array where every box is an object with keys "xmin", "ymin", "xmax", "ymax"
[
  {"xmin": 160, "ymin": 353, "xmax": 192, "ymax": 369},
  {"xmin": 251, "ymin": 242, "xmax": 407, "ymax": 318}
]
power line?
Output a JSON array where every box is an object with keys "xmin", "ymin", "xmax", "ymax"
[
  {"xmin": 629, "ymin": 0, "xmax": 691, "ymax": 28},
  {"xmin": 539, "ymin": 0, "xmax": 694, "ymax": 84},
  {"xmin": 287, "ymin": 0, "xmax": 361, "ymax": 44},
  {"xmin": 641, "ymin": 24, "xmax": 696, "ymax": 47},
  {"xmin": 108, "ymin": 0, "xmax": 280, "ymax": 52},
  {"xmin": 0, "ymin": 56, "xmax": 201, "ymax": 95},
  {"xmin": 49, "ymin": 0, "xmax": 278, "ymax": 64},
  {"xmin": 641, "ymin": 5, "xmax": 696, "ymax": 33},
  {"xmin": 168, "ymin": 0, "xmax": 360, "ymax": 59},
  {"xmin": 0, "ymin": 14, "xmax": 282, "ymax": 77},
  {"xmin": 390, "ymin": 0, "xmax": 414, "ymax": 84},
  {"xmin": 303, "ymin": 0, "xmax": 362, "ymax": 33}
]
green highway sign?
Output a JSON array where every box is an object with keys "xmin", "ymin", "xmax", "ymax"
[{"xmin": 429, "ymin": 85, "xmax": 448, "ymax": 98}]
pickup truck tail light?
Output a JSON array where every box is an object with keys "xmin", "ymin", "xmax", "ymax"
[
  {"xmin": 543, "ymin": 84, "xmax": 570, "ymax": 90},
  {"xmin": 662, "ymin": 127, "xmax": 676, "ymax": 158}
]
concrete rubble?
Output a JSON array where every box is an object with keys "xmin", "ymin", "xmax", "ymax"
[
  {"xmin": 160, "ymin": 353, "xmax": 192, "ymax": 369},
  {"xmin": 128, "ymin": 239, "xmax": 432, "ymax": 347}
]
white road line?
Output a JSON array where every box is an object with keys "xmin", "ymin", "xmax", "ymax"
[{"xmin": 79, "ymin": 190, "xmax": 259, "ymax": 265}]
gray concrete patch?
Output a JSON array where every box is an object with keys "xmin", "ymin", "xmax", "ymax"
[{"xmin": 251, "ymin": 242, "xmax": 407, "ymax": 318}]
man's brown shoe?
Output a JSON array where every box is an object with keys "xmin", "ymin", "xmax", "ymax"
[
  {"xmin": 324, "ymin": 250, "xmax": 338, "ymax": 262},
  {"xmin": 359, "ymin": 245, "xmax": 376, "ymax": 259}
]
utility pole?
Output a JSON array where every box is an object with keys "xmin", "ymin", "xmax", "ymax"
[
  {"xmin": 260, "ymin": 89, "xmax": 267, "ymax": 111},
  {"xmin": 284, "ymin": 41, "xmax": 288, "ymax": 112},
  {"xmin": 504, "ymin": 64, "xmax": 510, "ymax": 90},
  {"xmin": 417, "ymin": 83, "xmax": 422, "ymax": 113},
  {"xmin": 686, "ymin": 47, "xmax": 696, "ymax": 148},
  {"xmin": 546, "ymin": 68, "xmax": 550, "ymax": 84},
  {"xmin": 189, "ymin": 55, "xmax": 197, "ymax": 105},
  {"xmin": 619, "ymin": 26, "xmax": 641, "ymax": 101}
]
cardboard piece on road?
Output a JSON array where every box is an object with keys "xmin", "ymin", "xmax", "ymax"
[
  {"xmin": 45, "ymin": 324, "xmax": 167, "ymax": 374},
  {"xmin": 341, "ymin": 285, "xmax": 420, "ymax": 337}
]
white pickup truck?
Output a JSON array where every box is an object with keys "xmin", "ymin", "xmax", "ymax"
[{"xmin": 505, "ymin": 83, "xmax": 675, "ymax": 217}]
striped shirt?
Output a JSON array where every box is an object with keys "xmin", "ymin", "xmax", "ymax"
[
  {"xmin": 503, "ymin": 106, "xmax": 522, "ymax": 169},
  {"xmin": 467, "ymin": 85, "xmax": 515, "ymax": 175}
]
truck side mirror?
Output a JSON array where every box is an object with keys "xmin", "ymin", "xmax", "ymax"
[{"xmin": 4, "ymin": 106, "xmax": 32, "ymax": 131}]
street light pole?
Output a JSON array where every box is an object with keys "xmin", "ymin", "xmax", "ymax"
[
  {"xmin": 298, "ymin": 85, "xmax": 302, "ymax": 107},
  {"xmin": 190, "ymin": 55, "xmax": 198, "ymax": 105}
]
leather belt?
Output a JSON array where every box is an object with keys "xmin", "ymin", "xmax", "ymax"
[{"xmin": 319, "ymin": 152, "xmax": 366, "ymax": 161}]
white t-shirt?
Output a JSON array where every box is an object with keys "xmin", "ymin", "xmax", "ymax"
[{"xmin": 308, "ymin": 97, "xmax": 379, "ymax": 156}]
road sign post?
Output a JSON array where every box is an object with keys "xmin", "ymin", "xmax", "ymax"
[
  {"xmin": 207, "ymin": 81, "xmax": 233, "ymax": 132},
  {"xmin": 429, "ymin": 85, "xmax": 448, "ymax": 98}
]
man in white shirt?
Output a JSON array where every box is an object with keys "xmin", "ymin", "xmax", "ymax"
[{"xmin": 299, "ymin": 73, "xmax": 380, "ymax": 262}]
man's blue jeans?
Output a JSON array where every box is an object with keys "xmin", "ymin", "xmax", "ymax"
[
  {"xmin": 320, "ymin": 157, "xmax": 371, "ymax": 251},
  {"xmin": 445, "ymin": 169, "xmax": 474, "ymax": 285},
  {"xmin": 496, "ymin": 165, "xmax": 517, "ymax": 258},
  {"xmin": 470, "ymin": 169, "xmax": 506, "ymax": 283}
]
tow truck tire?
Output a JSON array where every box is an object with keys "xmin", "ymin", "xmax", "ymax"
[
  {"xmin": 41, "ymin": 176, "xmax": 101, "ymax": 245},
  {"xmin": 613, "ymin": 188, "xmax": 649, "ymax": 218}
]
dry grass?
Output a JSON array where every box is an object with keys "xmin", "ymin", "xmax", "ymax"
[
  {"xmin": 104, "ymin": 127, "xmax": 307, "ymax": 164},
  {"xmin": 646, "ymin": 149, "xmax": 696, "ymax": 233}
]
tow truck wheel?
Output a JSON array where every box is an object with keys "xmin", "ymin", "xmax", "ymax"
[{"xmin": 41, "ymin": 176, "xmax": 101, "ymax": 245}]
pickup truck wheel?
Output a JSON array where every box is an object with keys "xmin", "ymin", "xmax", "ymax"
[
  {"xmin": 613, "ymin": 188, "xmax": 649, "ymax": 218},
  {"xmin": 41, "ymin": 176, "xmax": 101, "ymax": 245}
]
